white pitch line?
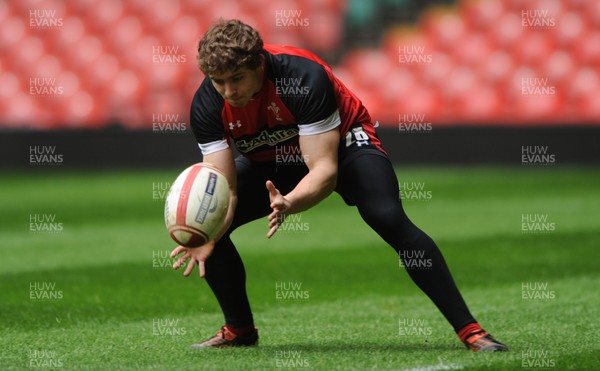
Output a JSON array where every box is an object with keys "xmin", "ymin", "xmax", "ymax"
[{"xmin": 403, "ymin": 362, "xmax": 464, "ymax": 371}]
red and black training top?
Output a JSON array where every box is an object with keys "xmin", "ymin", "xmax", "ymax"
[{"xmin": 190, "ymin": 44, "xmax": 383, "ymax": 162}]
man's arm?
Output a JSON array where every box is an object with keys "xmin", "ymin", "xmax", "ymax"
[{"xmin": 266, "ymin": 128, "xmax": 339, "ymax": 238}]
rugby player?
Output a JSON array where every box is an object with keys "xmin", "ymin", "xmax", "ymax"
[{"xmin": 171, "ymin": 19, "xmax": 508, "ymax": 352}]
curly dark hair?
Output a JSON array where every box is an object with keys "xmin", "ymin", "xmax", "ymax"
[{"xmin": 197, "ymin": 19, "xmax": 264, "ymax": 76}]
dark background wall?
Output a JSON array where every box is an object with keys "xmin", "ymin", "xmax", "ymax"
[{"xmin": 3, "ymin": 126, "xmax": 598, "ymax": 169}]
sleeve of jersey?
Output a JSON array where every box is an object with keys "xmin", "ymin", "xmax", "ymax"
[
  {"xmin": 290, "ymin": 62, "xmax": 341, "ymax": 136},
  {"xmin": 190, "ymin": 79, "xmax": 229, "ymax": 155}
]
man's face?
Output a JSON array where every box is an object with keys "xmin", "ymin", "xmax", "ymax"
[{"xmin": 209, "ymin": 65, "xmax": 264, "ymax": 108}]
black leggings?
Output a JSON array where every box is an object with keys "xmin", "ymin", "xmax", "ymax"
[{"xmin": 204, "ymin": 150, "xmax": 476, "ymax": 332}]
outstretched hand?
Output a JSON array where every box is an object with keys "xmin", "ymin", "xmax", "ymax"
[
  {"xmin": 170, "ymin": 240, "xmax": 215, "ymax": 278},
  {"xmin": 266, "ymin": 180, "xmax": 291, "ymax": 238}
]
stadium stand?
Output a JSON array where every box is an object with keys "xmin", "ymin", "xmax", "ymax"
[
  {"xmin": 0, "ymin": 0, "xmax": 598, "ymax": 129},
  {"xmin": 339, "ymin": 0, "xmax": 600, "ymax": 125}
]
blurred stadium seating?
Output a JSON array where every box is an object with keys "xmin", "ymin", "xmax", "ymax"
[{"xmin": 0, "ymin": 0, "xmax": 598, "ymax": 129}]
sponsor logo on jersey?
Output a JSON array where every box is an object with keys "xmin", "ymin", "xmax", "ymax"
[{"xmin": 235, "ymin": 127, "xmax": 299, "ymax": 153}]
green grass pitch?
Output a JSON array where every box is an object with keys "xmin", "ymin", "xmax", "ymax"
[{"xmin": 0, "ymin": 166, "xmax": 598, "ymax": 370}]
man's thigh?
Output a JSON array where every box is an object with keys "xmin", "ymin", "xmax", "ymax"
[
  {"xmin": 335, "ymin": 145, "xmax": 394, "ymax": 207},
  {"xmin": 230, "ymin": 156, "xmax": 308, "ymax": 229}
]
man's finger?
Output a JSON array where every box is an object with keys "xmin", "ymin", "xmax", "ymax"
[
  {"xmin": 198, "ymin": 260, "xmax": 206, "ymax": 278},
  {"xmin": 170, "ymin": 245, "xmax": 186, "ymax": 258},
  {"xmin": 266, "ymin": 180, "xmax": 279, "ymax": 197},
  {"xmin": 183, "ymin": 258, "xmax": 196, "ymax": 277},
  {"xmin": 267, "ymin": 224, "xmax": 279, "ymax": 239},
  {"xmin": 173, "ymin": 253, "xmax": 188, "ymax": 270}
]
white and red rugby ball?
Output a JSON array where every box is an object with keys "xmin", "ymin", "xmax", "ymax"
[{"xmin": 164, "ymin": 163, "xmax": 230, "ymax": 247}]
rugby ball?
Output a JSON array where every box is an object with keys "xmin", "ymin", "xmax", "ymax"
[{"xmin": 164, "ymin": 163, "xmax": 230, "ymax": 247}]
